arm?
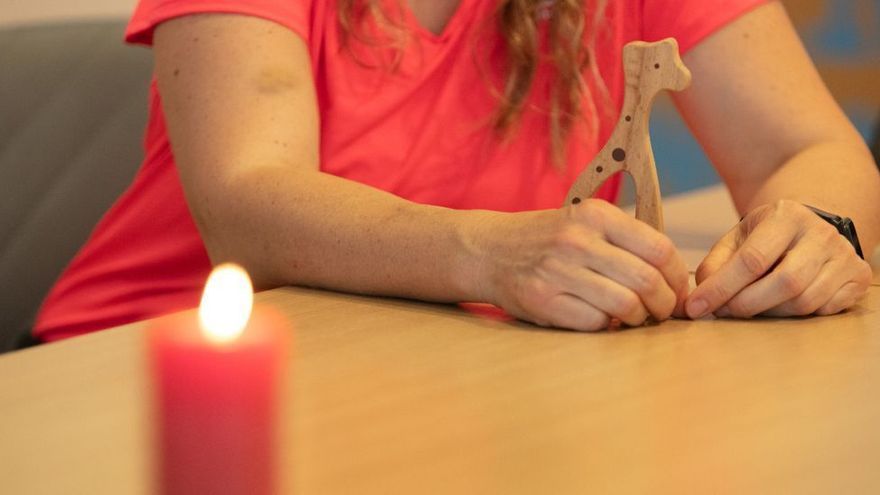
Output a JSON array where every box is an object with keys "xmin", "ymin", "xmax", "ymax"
[
  {"xmin": 673, "ymin": 1, "xmax": 879, "ymax": 318},
  {"xmin": 155, "ymin": 14, "xmax": 481, "ymax": 301},
  {"xmin": 154, "ymin": 13, "xmax": 689, "ymax": 331}
]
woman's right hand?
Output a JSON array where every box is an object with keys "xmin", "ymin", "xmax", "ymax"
[{"xmin": 469, "ymin": 199, "xmax": 690, "ymax": 331}]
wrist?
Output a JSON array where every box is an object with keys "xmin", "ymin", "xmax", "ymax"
[{"xmin": 450, "ymin": 209, "xmax": 508, "ymax": 304}]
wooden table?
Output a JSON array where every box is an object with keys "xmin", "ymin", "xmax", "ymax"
[{"xmin": 1, "ymin": 186, "xmax": 879, "ymax": 494}]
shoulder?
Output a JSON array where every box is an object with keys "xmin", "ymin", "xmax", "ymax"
[
  {"xmin": 125, "ymin": 0, "xmax": 327, "ymax": 47},
  {"xmin": 638, "ymin": 0, "xmax": 771, "ymax": 53}
]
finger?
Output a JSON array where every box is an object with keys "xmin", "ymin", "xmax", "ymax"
[
  {"xmin": 571, "ymin": 269, "xmax": 651, "ymax": 327},
  {"xmin": 694, "ymin": 228, "xmax": 738, "ymax": 285},
  {"xmin": 541, "ymin": 256, "xmax": 651, "ymax": 326},
  {"xmin": 672, "ymin": 289, "xmax": 690, "ymax": 320},
  {"xmin": 815, "ymin": 243, "xmax": 873, "ymax": 316},
  {"xmin": 714, "ymin": 305, "xmax": 732, "ymax": 319},
  {"xmin": 760, "ymin": 257, "xmax": 846, "ymax": 317},
  {"xmin": 721, "ymin": 232, "xmax": 828, "ymax": 318},
  {"xmin": 687, "ymin": 231, "xmax": 737, "ymax": 318},
  {"xmin": 538, "ymin": 293, "xmax": 611, "ymax": 332},
  {"xmin": 764, "ymin": 257, "xmax": 871, "ymax": 317},
  {"xmin": 816, "ymin": 281, "xmax": 868, "ymax": 316},
  {"xmin": 574, "ymin": 238, "xmax": 677, "ymax": 321},
  {"xmin": 687, "ymin": 216, "xmax": 799, "ymax": 319},
  {"xmin": 668, "ymin": 280, "xmax": 692, "ymax": 321},
  {"xmin": 577, "ymin": 201, "xmax": 690, "ymax": 299}
]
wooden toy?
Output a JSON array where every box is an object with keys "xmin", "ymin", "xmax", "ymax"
[{"xmin": 564, "ymin": 38, "xmax": 692, "ymax": 232}]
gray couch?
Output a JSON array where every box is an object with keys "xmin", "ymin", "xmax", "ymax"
[{"xmin": 0, "ymin": 20, "xmax": 152, "ymax": 351}]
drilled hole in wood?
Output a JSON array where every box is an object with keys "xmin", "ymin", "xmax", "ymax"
[
  {"xmin": 625, "ymin": 115, "xmax": 632, "ymax": 122},
  {"xmin": 612, "ymin": 148, "xmax": 626, "ymax": 162},
  {"xmin": 596, "ymin": 166, "xmax": 604, "ymax": 173},
  {"xmin": 572, "ymin": 197, "xmax": 582, "ymax": 205},
  {"xmin": 654, "ymin": 63, "xmax": 660, "ymax": 69}
]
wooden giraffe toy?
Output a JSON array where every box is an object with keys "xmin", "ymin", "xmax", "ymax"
[{"xmin": 564, "ymin": 38, "xmax": 692, "ymax": 232}]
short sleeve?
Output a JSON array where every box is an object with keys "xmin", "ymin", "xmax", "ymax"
[
  {"xmin": 125, "ymin": 0, "xmax": 312, "ymax": 46},
  {"xmin": 641, "ymin": 0, "xmax": 770, "ymax": 54}
]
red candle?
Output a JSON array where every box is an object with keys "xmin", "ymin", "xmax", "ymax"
[{"xmin": 149, "ymin": 264, "xmax": 288, "ymax": 495}]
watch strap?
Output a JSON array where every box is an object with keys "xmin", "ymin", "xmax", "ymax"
[{"xmin": 804, "ymin": 205, "xmax": 865, "ymax": 260}]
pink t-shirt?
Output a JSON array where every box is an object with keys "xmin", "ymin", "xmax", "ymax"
[{"xmin": 34, "ymin": 0, "xmax": 767, "ymax": 341}]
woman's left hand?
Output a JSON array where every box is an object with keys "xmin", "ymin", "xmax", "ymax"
[{"xmin": 686, "ymin": 200, "xmax": 872, "ymax": 319}]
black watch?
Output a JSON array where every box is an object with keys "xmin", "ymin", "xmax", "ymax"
[{"xmin": 804, "ymin": 205, "xmax": 865, "ymax": 259}]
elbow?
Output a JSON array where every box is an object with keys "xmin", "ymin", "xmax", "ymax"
[{"xmin": 183, "ymin": 172, "xmax": 288, "ymax": 291}]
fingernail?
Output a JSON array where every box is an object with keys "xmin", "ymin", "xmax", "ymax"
[{"xmin": 688, "ymin": 298, "xmax": 709, "ymax": 319}]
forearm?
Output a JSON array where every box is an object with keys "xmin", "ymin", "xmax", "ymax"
[
  {"xmin": 671, "ymin": 2, "xmax": 880, "ymax": 256},
  {"xmin": 193, "ymin": 164, "xmax": 494, "ymax": 301},
  {"xmin": 727, "ymin": 139, "xmax": 880, "ymax": 255}
]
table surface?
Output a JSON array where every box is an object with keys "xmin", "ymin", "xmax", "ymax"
[{"xmin": 1, "ymin": 185, "xmax": 879, "ymax": 494}]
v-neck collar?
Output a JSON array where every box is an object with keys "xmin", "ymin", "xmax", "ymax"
[{"xmin": 401, "ymin": 0, "xmax": 477, "ymax": 43}]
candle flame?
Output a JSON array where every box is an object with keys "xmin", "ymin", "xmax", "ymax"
[{"xmin": 199, "ymin": 263, "xmax": 254, "ymax": 344}]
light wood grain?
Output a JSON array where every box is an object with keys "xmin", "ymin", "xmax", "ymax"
[
  {"xmin": 1, "ymin": 186, "xmax": 879, "ymax": 495},
  {"xmin": 565, "ymin": 38, "xmax": 692, "ymax": 231}
]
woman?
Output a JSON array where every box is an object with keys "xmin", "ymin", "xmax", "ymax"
[{"xmin": 33, "ymin": 0, "xmax": 879, "ymax": 341}]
